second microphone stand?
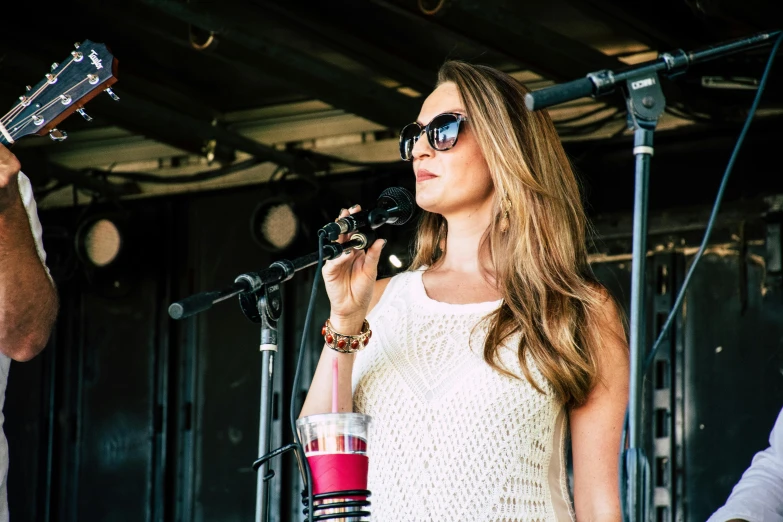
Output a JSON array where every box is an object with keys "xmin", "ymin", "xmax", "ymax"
[
  {"xmin": 524, "ymin": 30, "xmax": 781, "ymax": 522},
  {"xmin": 621, "ymin": 71, "xmax": 663, "ymax": 522},
  {"xmin": 246, "ymin": 286, "xmax": 282, "ymax": 522},
  {"xmin": 168, "ymin": 232, "xmax": 374, "ymax": 522}
]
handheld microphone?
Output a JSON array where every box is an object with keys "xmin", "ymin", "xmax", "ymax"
[{"xmin": 320, "ymin": 186, "xmax": 415, "ymax": 241}]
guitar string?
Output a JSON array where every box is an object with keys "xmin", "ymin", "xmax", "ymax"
[
  {"xmin": 0, "ymin": 57, "xmax": 78, "ymax": 126},
  {"xmin": 8, "ymin": 77, "xmax": 91, "ymax": 140},
  {"xmin": 0, "ymin": 55, "xmax": 79, "ymax": 124},
  {"xmin": 8, "ymin": 77, "xmax": 90, "ymax": 139},
  {"xmin": 0, "ymin": 54, "xmax": 80, "ymax": 125}
]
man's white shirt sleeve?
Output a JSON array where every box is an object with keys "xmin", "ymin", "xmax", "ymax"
[
  {"xmin": 17, "ymin": 171, "xmax": 49, "ymax": 275},
  {"xmin": 707, "ymin": 407, "xmax": 783, "ymax": 522}
]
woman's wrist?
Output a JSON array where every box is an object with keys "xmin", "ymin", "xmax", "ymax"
[{"xmin": 328, "ymin": 313, "xmax": 367, "ymax": 334}]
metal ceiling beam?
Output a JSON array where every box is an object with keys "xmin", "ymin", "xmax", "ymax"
[
  {"xmin": 368, "ymin": 0, "xmax": 519, "ymax": 64},
  {"xmin": 566, "ymin": 0, "xmax": 675, "ymax": 49},
  {"xmin": 444, "ymin": 1, "xmax": 626, "ymax": 79},
  {"xmin": 252, "ymin": 0, "xmax": 437, "ymax": 95},
  {"xmin": 111, "ymin": 73, "xmax": 221, "ymax": 125},
  {"xmin": 90, "ymin": 91, "xmax": 317, "ymax": 175},
  {"xmin": 372, "ymin": 0, "xmax": 625, "ymax": 80},
  {"xmin": 75, "ymin": 0, "xmax": 304, "ymax": 101},
  {"xmin": 14, "ymin": 151, "xmax": 141, "ymax": 200},
  {"xmin": 573, "ymin": 0, "xmax": 702, "ymax": 50},
  {"xmin": 136, "ymin": 0, "xmax": 423, "ymax": 128}
]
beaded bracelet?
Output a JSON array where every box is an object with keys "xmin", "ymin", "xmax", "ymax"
[{"xmin": 322, "ymin": 319, "xmax": 372, "ymax": 353}]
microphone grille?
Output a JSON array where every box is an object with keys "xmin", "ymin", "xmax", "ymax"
[{"xmin": 379, "ymin": 186, "xmax": 416, "ymax": 226}]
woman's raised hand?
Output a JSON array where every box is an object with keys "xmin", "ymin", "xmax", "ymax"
[{"xmin": 322, "ymin": 205, "xmax": 386, "ymax": 332}]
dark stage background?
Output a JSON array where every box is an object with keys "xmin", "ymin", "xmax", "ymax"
[
  {"xmin": 6, "ymin": 150, "xmax": 783, "ymax": 521},
  {"xmin": 1, "ymin": 0, "xmax": 783, "ymax": 520}
]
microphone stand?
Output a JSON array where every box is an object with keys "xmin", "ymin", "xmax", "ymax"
[
  {"xmin": 254, "ymin": 289, "xmax": 280, "ymax": 522},
  {"xmin": 168, "ymin": 232, "xmax": 374, "ymax": 522},
  {"xmin": 524, "ymin": 30, "xmax": 781, "ymax": 522}
]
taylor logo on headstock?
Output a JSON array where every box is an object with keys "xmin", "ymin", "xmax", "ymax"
[
  {"xmin": 0, "ymin": 40, "xmax": 118, "ymax": 145},
  {"xmin": 88, "ymin": 49, "xmax": 103, "ymax": 70}
]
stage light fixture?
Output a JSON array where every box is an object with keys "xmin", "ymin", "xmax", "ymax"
[
  {"xmin": 75, "ymin": 216, "xmax": 124, "ymax": 268},
  {"xmin": 251, "ymin": 197, "xmax": 300, "ymax": 252}
]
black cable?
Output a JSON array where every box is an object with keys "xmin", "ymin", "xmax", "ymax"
[
  {"xmin": 97, "ymin": 157, "xmax": 266, "ymax": 184},
  {"xmin": 642, "ymin": 32, "xmax": 783, "ymax": 375},
  {"xmin": 274, "ymin": 167, "xmax": 321, "ymax": 196},
  {"xmin": 289, "ymin": 232, "xmax": 327, "ymax": 522},
  {"xmin": 619, "ymin": 33, "xmax": 783, "ymax": 502},
  {"xmin": 88, "ymin": 152, "xmax": 401, "ymax": 185},
  {"xmin": 34, "ymin": 181, "xmax": 68, "ymax": 200}
]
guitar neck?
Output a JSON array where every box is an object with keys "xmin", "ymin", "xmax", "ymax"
[{"xmin": 0, "ymin": 40, "xmax": 118, "ymax": 148}]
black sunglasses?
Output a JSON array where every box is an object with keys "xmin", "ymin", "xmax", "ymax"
[{"xmin": 399, "ymin": 112, "xmax": 468, "ymax": 161}]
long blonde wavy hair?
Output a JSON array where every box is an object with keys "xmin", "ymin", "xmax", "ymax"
[{"xmin": 409, "ymin": 61, "xmax": 617, "ymax": 408}]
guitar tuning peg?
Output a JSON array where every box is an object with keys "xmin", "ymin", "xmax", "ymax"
[
  {"xmin": 77, "ymin": 108, "xmax": 93, "ymax": 122},
  {"xmin": 49, "ymin": 129, "xmax": 68, "ymax": 142},
  {"xmin": 25, "ymin": 85, "xmax": 31, "ymax": 92},
  {"xmin": 105, "ymin": 88, "xmax": 120, "ymax": 101},
  {"xmin": 74, "ymin": 42, "xmax": 81, "ymax": 49},
  {"xmin": 51, "ymin": 62, "xmax": 59, "ymax": 71}
]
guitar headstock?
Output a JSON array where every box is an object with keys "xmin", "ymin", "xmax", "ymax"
[{"xmin": 0, "ymin": 40, "xmax": 118, "ymax": 146}]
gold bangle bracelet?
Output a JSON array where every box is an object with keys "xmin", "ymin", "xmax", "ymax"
[{"xmin": 322, "ymin": 319, "xmax": 372, "ymax": 353}]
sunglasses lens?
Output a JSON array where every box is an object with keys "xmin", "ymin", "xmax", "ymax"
[
  {"xmin": 399, "ymin": 123, "xmax": 422, "ymax": 161},
  {"xmin": 428, "ymin": 114, "xmax": 461, "ymax": 151}
]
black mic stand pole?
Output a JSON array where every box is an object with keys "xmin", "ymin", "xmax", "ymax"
[
  {"xmin": 622, "ymin": 75, "xmax": 662, "ymax": 522},
  {"xmin": 250, "ymin": 287, "xmax": 281, "ymax": 522},
  {"xmin": 524, "ymin": 29, "xmax": 781, "ymax": 522},
  {"xmin": 168, "ymin": 232, "xmax": 374, "ymax": 522}
]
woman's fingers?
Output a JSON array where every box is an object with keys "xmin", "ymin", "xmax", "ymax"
[
  {"xmin": 335, "ymin": 207, "xmax": 349, "ymax": 243},
  {"xmin": 361, "ymin": 239, "xmax": 386, "ymax": 277},
  {"xmin": 338, "ymin": 204, "xmax": 361, "ymax": 243},
  {"xmin": 348, "ymin": 239, "xmax": 385, "ymax": 286},
  {"xmin": 324, "ymin": 205, "xmax": 361, "ymax": 274},
  {"xmin": 322, "ymin": 203, "xmax": 380, "ymax": 317}
]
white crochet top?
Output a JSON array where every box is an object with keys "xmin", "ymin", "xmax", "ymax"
[{"xmin": 352, "ymin": 269, "xmax": 574, "ymax": 521}]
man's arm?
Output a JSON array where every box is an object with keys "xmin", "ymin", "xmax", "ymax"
[{"xmin": 0, "ymin": 144, "xmax": 58, "ymax": 361}]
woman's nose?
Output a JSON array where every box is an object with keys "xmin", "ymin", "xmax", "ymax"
[{"xmin": 411, "ymin": 127, "xmax": 434, "ymax": 160}]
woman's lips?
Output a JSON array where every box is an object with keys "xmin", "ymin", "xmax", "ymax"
[{"xmin": 416, "ymin": 169, "xmax": 438, "ymax": 182}]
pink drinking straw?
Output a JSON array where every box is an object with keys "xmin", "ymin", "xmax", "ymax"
[{"xmin": 332, "ymin": 355, "xmax": 339, "ymax": 413}]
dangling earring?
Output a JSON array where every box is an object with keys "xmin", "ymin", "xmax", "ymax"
[
  {"xmin": 499, "ymin": 210, "xmax": 510, "ymax": 233},
  {"xmin": 499, "ymin": 199, "xmax": 511, "ymax": 233}
]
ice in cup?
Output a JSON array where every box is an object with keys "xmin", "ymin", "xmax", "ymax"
[{"xmin": 296, "ymin": 412, "xmax": 372, "ymax": 518}]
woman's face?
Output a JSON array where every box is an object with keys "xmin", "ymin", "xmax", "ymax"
[{"xmin": 411, "ymin": 82, "xmax": 494, "ymax": 217}]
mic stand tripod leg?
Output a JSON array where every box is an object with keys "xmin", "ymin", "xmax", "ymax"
[{"xmin": 253, "ymin": 286, "xmax": 282, "ymax": 522}]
